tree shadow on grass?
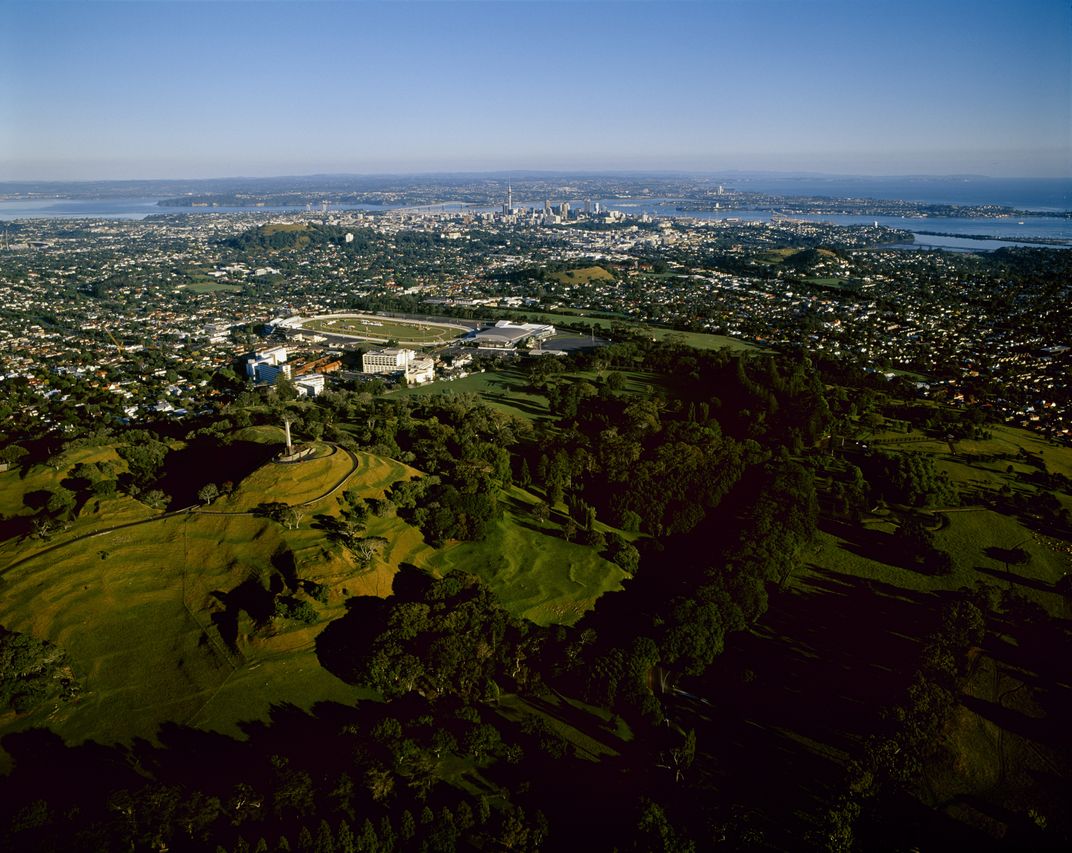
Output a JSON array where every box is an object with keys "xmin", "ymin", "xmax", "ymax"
[
  {"xmin": 0, "ymin": 699, "xmax": 382, "ymax": 849},
  {"xmin": 314, "ymin": 595, "xmax": 392, "ymax": 686},
  {"xmin": 209, "ymin": 574, "xmax": 280, "ymax": 649},
  {"xmin": 156, "ymin": 438, "xmax": 278, "ymax": 509},
  {"xmin": 858, "ymin": 789, "xmax": 1007, "ymax": 853},
  {"xmin": 506, "ymin": 513, "xmax": 574, "ymax": 543},
  {"xmin": 0, "ymin": 513, "xmax": 33, "ymax": 543},
  {"xmin": 484, "ymin": 393, "xmax": 549, "ymax": 420},
  {"xmin": 974, "ymin": 564, "xmax": 1054, "ymax": 594},
  {"xmin": 821, "ymin": 518, "xmax": 946, "ymax": 577},
  {"xmin": 959, "ymin": 694, "xmax": 1051, "ymax": 744},
  {"xmin": 698, "ymin": 571, "xmax": 937, "ymax": 742},
  {"xmin": 479, "ymin": 710, "xmax": 650, "ymax": 851},
  {"xmin": 672, "ymin": 571, "xmax": 952, "ymax": 847},
  {"xmin": 519, "ymin": 693, "xmax": 622, "ymax": 757},
  {"xmin": 270, "ymin": 546, "xmax": 299, "ymax": 592}
]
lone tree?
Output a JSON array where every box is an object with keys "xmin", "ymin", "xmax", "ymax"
[
  {"xmin": 985, "ymin": 543, "xmax": 1031, "ymax": 575},
  {"xmin": 197, "ymin": 483, "xmax": 220, "ymax": 505},
  {"xmin": 282, "ymin": 505, "xmax": 304, "ymax": 530},
  {"xmin": 0, "ymin": 445, "xmax": 28, "ymax": 470}
]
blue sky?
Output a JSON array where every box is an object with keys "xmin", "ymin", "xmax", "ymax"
[{"xmin": 1, "ymin": 0, "xmax": 1069, "ymax": 180}]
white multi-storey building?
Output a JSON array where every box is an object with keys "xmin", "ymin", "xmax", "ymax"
[
  {"xmin": 246, "ymin": 346, "xmax": 292, "ymax": 384},
  {"xmin": 295, "ymin": 373, "xmax": 326, "ymax": 397},
  {"xmin": 362, "ymin": 347, "xmax": 415, "ymax": 374},
  {"xmin": 405, "ymin": 357, "xmax": 436, "ymax": 385}
]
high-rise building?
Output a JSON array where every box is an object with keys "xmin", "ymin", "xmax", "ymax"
[{"xmin": 245, "ymin": 346, "xmax": 291, "ymax": 384}]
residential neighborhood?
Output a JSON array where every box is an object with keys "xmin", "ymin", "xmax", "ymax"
[{"xmin": 0, "ymin": 201, "xmax": 1068, "ymax": 442}]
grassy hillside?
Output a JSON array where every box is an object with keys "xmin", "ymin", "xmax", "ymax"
[
  {"xmin": 425, "ymin": 485, "xmax": 628, "ymax": 626},
  {"xmin": 0, "ymin": 435, "xmax": 628, "ymax": 764},
  {"xmin": 772, "ymin": 430, "xmax": 1072, "ymax": 842},
  {"xmin": 0, "ymin": 442, "xmax": 375, "ymax": 763},
  {"xmin": 546, "ymin": 265, "xmax": 616, "ymax": 285},
  {"xmin": 809, "ymin": 428, "xmax": 1071, "ymax": 606}
]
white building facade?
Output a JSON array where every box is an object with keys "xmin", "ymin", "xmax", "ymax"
[
  {"xmin": 362, "ymin": 347, "xmax": 416, "ymax": 374},
  {"xmin": 246, "ymin": 346, "xmax": 292, "ymax": 384}
]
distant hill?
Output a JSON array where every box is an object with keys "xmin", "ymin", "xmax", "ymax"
[{"xmin": 546, "ymin": 265, "xmax": 616, "ymax": 285}]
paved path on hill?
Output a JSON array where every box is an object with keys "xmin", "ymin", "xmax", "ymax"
[{"xmin": 0, "ymin": 445, "xmax": 360, "ymax": 577}]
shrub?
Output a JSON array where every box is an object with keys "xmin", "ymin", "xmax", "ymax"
[{"xmin": 274, "ymin": 598, "xmax": 318, "ymax": 624}]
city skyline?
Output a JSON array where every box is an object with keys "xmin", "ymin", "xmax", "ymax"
[{"xmin": 2, "ymin": 0, "xmax": 1070, "ymax": 181}]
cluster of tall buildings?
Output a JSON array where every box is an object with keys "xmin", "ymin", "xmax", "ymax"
[{"xmin": 499, "ymin": 185, "xmax": 605, "ymax": 225}]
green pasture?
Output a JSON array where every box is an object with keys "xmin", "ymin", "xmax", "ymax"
[
  {"xmin": 793, "ymin": 432, "xmax": 1071, "ymax": 837},
  {"xmin": 760, "ymin": 247, "xmax": 840, "ymax": 264},
  {"xmin": 868, "ymin": 424, "xmax": 1071, "ymax": 478},
  {"xmin": 233, "ymin": 424, "xmax": 288, "ymax": 445},
  {"xmin": 261, "ymin": 223, "xmax": 308, "ymax": 235},
  {"xmin": 647, "ymin": 328, "xmax": 762, "ymax": 351},
  {"xmin": 0, "ymin": 444, "xmax": 160, "ymax": 569},
  {"xmin": 808, "ymin": 432, "xmax": 1072, "ymax": 609},
  {"xmin": 809, "ymin": 508, "xmax": 1067, "ymax": 606},
  {"xmin": 0, "ymin": 443, "xmax": 127, "ymax": 520},
  {"xmin": 575, "ymin": 368, "xmax": 669, "ymax": 396},
  {"xmin": 391, "ymin": 369, "xmax": 553, "ymax": 421},
  {"xmin": 759, "ymin": 248, "xmax": 797, "ymax": 263},
  {"xmin": 802, "ymin": 277, "xmax": 854, "ymax": 290},
  {"xmin": 426, "ymin": 505, "xmax": 627, "ymax": 627},
  {"xmin": 0, "ymin": 512, "xmax": 274, "ymax": 749},
  {"xmin": 329, "ymin": 454, "xmax": 628, "ymax": 626},
  {"xmin": 392, "ymin": 365, "xmax": 672, "ymax": 423}
]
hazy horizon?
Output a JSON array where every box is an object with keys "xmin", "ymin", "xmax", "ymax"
[
  {"xmin": 2, "ymin": 169, "xmax": 1072, "ymax": 187},
  {"xmin": 3, "ymin": 1, "xmax": 1070, "ymax": 182}
]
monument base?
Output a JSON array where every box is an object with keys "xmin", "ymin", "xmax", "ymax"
[{"xmin": 276, "ymin": 444, "xmax": 316, "ymax": 464}]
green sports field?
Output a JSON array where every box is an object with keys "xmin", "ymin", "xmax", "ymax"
[{"xmin": 301, "ymin": 313, "xmax": 468, "ymax": 344}]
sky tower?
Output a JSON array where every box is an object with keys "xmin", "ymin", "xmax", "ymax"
[{"xmin": 503, "ymin": 184, "xmax": 513, "ymax": 216}]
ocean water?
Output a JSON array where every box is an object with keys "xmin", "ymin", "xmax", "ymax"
[
  {"xmin": 707, "ymin": 176, "xmax": 1072, "ymax": 211},
  {"xmin": 0, "ymin": 197, "xmax": 167, "ymax": 220},
  {"xmin": 0, "ymin": 198, "xmax": 391, "ymax": 221}
]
